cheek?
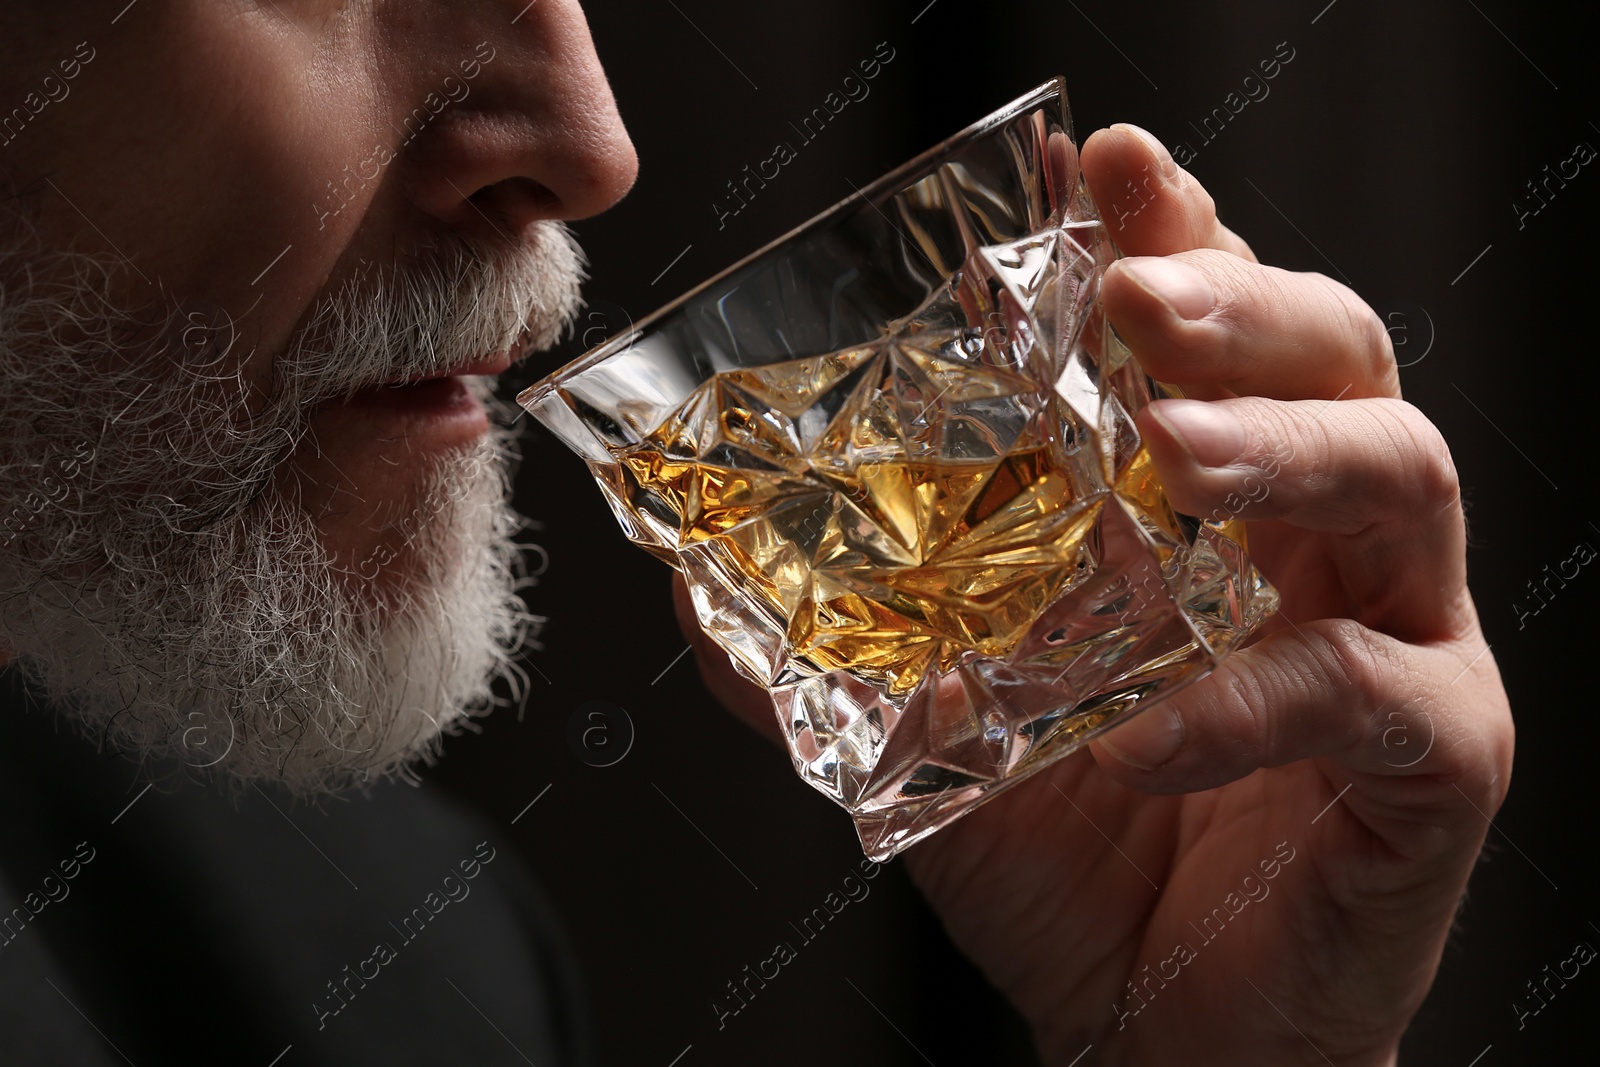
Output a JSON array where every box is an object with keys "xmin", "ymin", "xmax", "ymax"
[{"xmin": 19, "ymin": 3, "xmax": 384, "ymax": 393}]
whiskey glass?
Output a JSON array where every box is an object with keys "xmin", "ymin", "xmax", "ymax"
[{"xmin": 518, "ymin": 78, "xmax": 1277, "ymax": 860}]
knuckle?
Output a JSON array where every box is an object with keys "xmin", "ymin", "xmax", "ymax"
[
  {"xmin": 1315, "ymin": 618, "xmax": 1398, "ymax": 719},
  {"xmin": 1176, "ymin": 168, "xmax": 1221, "ymax": 241},
  {"xmin": 1482, "ymin": 700, "xmax": 1516, "ymax": 811},
  {"xmin": 1264, "ymin": 397, "xmax": 1462, "ymax": 530},
  {"xmin": 1454, "ymin": 704, "xmax": 1517, "ymax": 814},
  {"xmin": 1302, "ymin": 273, "xmax": 1400, "ymax": 391},
  {"xmin": 1341, "ymin": 292, "xmax": 1400, "ymax": 394},
  {"xmin": 1210, "ymin": 252, "xmax": 1287, "ymax": 312},
  {"xmin": 1375, "ymin": 399, "xmax": 1462, "ymax": 515},
  {"xmin": 1293, "ymin": 272, "xmax": 1402, "ymax": 396},
  {"xmin": 1442, "ymin": 643, "xmax": 1516, "ymax": 808},
  {"xmin": 1205, "ymin": 651, "xmax": 1275, "ymax": 756}
]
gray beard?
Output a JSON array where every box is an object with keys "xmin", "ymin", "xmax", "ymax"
[{"xmin": 0, "ymin": 223, "xmax": 580, "ymax": 794}]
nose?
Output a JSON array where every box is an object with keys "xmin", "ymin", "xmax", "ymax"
[{"xmin": 405, "ymin": 0, "xmax": 639, "ymax": 236}]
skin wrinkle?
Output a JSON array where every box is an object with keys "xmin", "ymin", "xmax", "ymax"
[
  {"xmin": 1383, "ymin": 401, "xmax": 1461, "ymax": 518},
  {"xmin": 1309, "ymin": 621, "xmax": 1393, "ymax": 749}
]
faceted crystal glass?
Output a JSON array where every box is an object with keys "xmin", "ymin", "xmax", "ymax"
[{"xmin": 518, "ymin": 78, "xmax": 1278, "ymax": 861}]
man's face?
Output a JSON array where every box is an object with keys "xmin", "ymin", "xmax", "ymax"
[{"xmin": 0, "ymin": 1, "xmax": 637, "ymax": 789}]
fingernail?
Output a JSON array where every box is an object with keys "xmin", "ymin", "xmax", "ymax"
[
  {"xmin": 1099, "ymin": 706, "xmax": 1185, "ymax": 771},
  {"xmin": 1119, "ymin": 257, "xmax": 1215, "ymax": 321},
  {"xmin": 1148, "ymin": 399, "xmax": 1246, "ymax": 468},
  {"xmin": 1112, "ymin": 122, "xmax": 1180, "ymax": 182}
]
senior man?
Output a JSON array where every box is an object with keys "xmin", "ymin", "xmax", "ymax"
[{"xmin": 1, "ymin": 2, "xmax": 1512, "ymax": 1065}]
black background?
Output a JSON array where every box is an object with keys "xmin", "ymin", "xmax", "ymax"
[{"xmin": 426, "ymin": 1, "xmax": 1598, "ymax": 1064}]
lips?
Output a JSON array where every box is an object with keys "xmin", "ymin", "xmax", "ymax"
[{"xmin": 379, "ymin": 350, "xmax": 512, "ymax": 387}]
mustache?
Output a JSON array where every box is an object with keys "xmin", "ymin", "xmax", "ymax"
[
  {"xmin": 0, "ymin": 218, "xmax": 585, "ymax": 409},
  {"xmin": 273, "ymin": 221, "xmax": 587, "ymax": 406}
]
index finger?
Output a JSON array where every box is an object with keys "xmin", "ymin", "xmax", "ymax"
[{"xmin": 1082, "ymin": 123, "xmax": 1257, "ymax": 262}]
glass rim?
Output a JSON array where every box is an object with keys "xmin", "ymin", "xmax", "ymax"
[{"xmin": 516, "ymin": 75, "xmax": 1071, "ymax": 412}]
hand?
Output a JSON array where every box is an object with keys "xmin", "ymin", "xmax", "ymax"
[{"xmin": 675, "ymin": 122, "xmax": 1513, "ymax": 1066}]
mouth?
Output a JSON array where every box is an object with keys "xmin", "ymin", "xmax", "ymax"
[
  {"xmin": 332, "ymin": 351, "xmax": 517, "ymax": 447},
  {"xmin": 378, "ymin": 350, "xmax": 514, "ymax": 388}
]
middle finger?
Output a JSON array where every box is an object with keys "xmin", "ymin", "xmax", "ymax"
[{"xmin": 1101, "ymin": 248, "xmax": 1401, "ymax": 402}]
